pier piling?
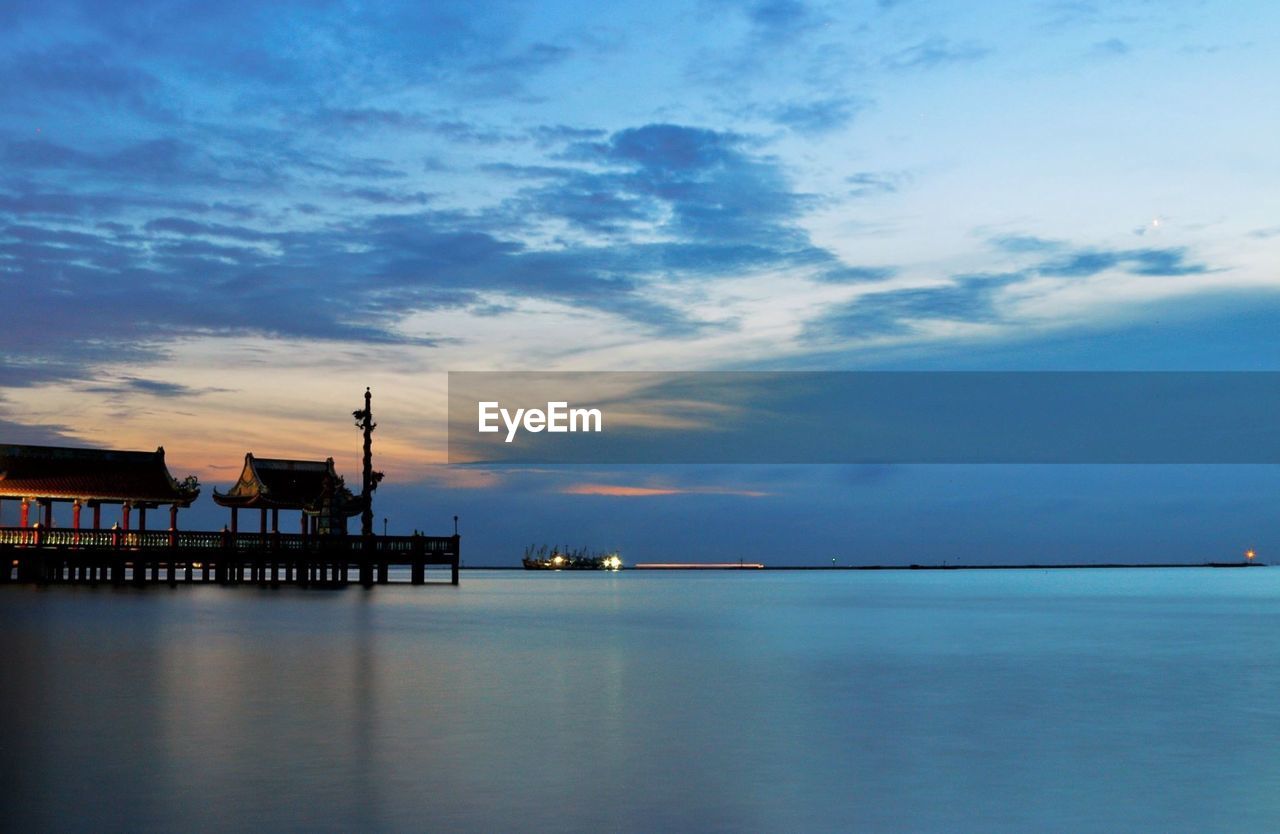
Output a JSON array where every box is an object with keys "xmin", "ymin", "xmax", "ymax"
[{"xmin": 0, "ymin": 527, "xmax": 459, "ymax": 589}]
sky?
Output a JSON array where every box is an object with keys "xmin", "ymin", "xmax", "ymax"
[{"xmin": 4, "ymin": 0, "xmax": 1280, "ymax": 564}]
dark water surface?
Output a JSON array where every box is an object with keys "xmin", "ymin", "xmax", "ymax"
[{"xmin": 2, "ymin": 569, "xmax": 1278, "ymax": 832}]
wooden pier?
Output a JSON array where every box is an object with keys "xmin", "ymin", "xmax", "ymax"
[{"xmin": 0, "ymin": 527, "xmax": 460, "ymax": 587}]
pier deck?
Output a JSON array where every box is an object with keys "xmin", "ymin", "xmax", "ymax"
[{"xmin": 0, "ymin": 527, "xmax": 460, "ymax": 587}]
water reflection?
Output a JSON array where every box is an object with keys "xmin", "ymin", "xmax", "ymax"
[{"xmin": 2, "ymin": 570, "xmax": 1280, "ymax": 832}]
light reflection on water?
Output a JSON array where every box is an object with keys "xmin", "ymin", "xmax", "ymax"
[{"xmin": 2, "ymin": 569, "xmax": 1279, "ymax": 832}]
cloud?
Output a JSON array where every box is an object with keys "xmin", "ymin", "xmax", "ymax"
[
  {"xmin": 882, "ymin": 37, "xmax": 991, "ymax": 71},
  {"xmin": 340, "ymin": 188, "xmax": 432, "ymax": 206},
  {"xmin": 595, "ymin": 123, "xmax": 743, "ymax": 172},
  {"xmin": 561, "ymin": 483, "xmax": 769, "ymax": 498},
  {"xmin": 0, "ymin": 418, "xmax": 80, "ymax": 446},
  {"xmin": 1093, "ymin": 38, "xmax": 1130, "ymax": 56},
  {"xmin": 0, "ymin": 185, "xmax": 250, "ymax": 220},
  {"xmin": 846, "ymin": 171, "xmax": 908, "ymax": 198},
  {"xmin": 990, "ymin": 233, "xmax": 1210, "ymax": 277},
  {"xmin": 815, "ymin": 265, "xmax": 897, "ymax": 283},
  {"xmin": 143, "ymin": 217, "xmax": 280, "ymax": 242},
  {"xmin": 0, "ymin": 42, "xmax": 169, "ymax": 117},
  {"xmin": 315, "ymin": 108, "xmax": 521, "ymax": 144},
  {"xmin": 805, "ymin": 280, "xmax": 1006, "ymax": 340},
  {"xmin": 0, "ymin": 114, "xmax": 908, "ymax": 385},
  {"xmin": 770, "ymin": 96, "xmax": 866, "ymax": 134},
  {"xmin": 461, "ymin": 41, "xmax": 575, "ymax": 100},
  {"xmin": 990, "ymin": 234, "xmax": 1063, "ymax": 254},
  {"xmin": 80, "ymin": 377, "xmax": 227, "ymax": 398},
  {"xmin": 744, "ymin": 1, "xmax": 826, "ymax": 46},
  {"xmin": 804, "ymin": 236, "xmax": 1220, "ymax": 343},
  {"xmin": 527, "ymin": 125, "xmax": 608, "ymax": 147},
  {"xmin": 470, "ymin": 42, "xmax": 572, "ymax": 75},
  {"xmin": 1038, "ymin": 247, "xmax": 1209, "ymax": 277}
]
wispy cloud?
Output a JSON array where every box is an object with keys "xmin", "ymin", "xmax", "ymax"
[
  {"xmin": 881, "ymin": 37, "xmax": 991, "ymax": 70},
  {"xmin": 562, "ymin": 483, "xmax": 769, "ymax": 498},
  {"xmin": 769, "ymin": 96, "xmax": 866, "ymax": 134}
]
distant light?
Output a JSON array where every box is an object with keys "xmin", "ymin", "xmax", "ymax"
[
  {"xmin": 1246, "ymin": 549, "xmax": 1256, "ymax": 560},
  {"xmin": 635, "ymin": 563, "xmax": 765, "ymax": 569}
]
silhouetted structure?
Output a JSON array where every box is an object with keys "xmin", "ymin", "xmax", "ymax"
[
  {"xmin": 352, "ymin": 387, "xmax": 383, "ymax": 538},
  {"xmin": 0, "ymin": 390, "xmax": 459, "ymax": 588},
  {"xmin": 0, "ymin": 444, "xmax": 199, "ymax": 532},
  {"xmin": 213, "ymin": 455, "xmax": 359, "ymax": 536},
  {"xmin": 0, "ymin": 526, "xmax": 458, "ymax": 587}
]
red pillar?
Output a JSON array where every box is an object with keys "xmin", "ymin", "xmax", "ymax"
[
  {"xmin": 169, "ymin": 504, "xmax": 178, "ymax": 530},
  {"xmin": 138, "ymin": 506, "xmax": 147, "ymax": 531},
  {"xmin": 122, "ymin": 504, "xmax": 131, "ymax": 530},
  {"xmin": 72, "ymin": 501, "xmax": 81, "ymax": 530},
  {"xmin": 42, "ymin": 501, "xmax": 52, "ymax": 528},
  {"xmin": 20, "ymin": 498, "xmax": 29, "ymax": 528},
  {"xmin": 271, "ymin": 508, "xmax": 279, "ymax": 534},
  {"xmin": 230, "ymin": 507, "xmax": 239, "ymax": 534},
  {"xmin": 92, "ymin": 503, "xmax": 101, "ymax": 530}
]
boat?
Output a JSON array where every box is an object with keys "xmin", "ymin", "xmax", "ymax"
[{"xmin": 522, "ymin": 545, "xmax": 623, "ymax": 571}]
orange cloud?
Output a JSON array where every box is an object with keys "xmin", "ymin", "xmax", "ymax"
[{"xmin": 561, "ymin": 483, "xmax": 769, "ymax": 498}]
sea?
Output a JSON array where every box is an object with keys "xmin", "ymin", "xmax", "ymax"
[{"xmin": 2, "ymin": 568, "xmax": 1277, "ymax": 833}]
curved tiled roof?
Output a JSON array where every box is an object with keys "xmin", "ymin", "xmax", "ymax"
[
  {"xmin": 0, "ymin": 445, "xmax": 199, "ymax": 504},
  {"xmin": 213, "ymin": 453, "xmax": 356, "ymax": 511}
]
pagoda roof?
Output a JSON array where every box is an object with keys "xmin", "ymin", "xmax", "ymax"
[
  {"xmin": 213, "ymin": 453, "xmax": 355, "ymax": 512},
  {"xmin": 0, "ymin": 444, "xmax": 199, "ymax": 505}
]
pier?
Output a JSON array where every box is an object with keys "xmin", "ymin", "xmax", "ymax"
[
  {"xmin": 0, "ymin": 527, "xmax": 460, "ymax": 587},
  {"xmin": 0, "ymin": 389, "xmax": 461, "ymax": 589}
]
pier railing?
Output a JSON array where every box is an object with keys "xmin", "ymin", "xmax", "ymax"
[
  {"xmin": 0, "ymin": 526, "xmax": 461, "ymax": 587},
  {"xmin": 0, "ymin": 526, "xmax": 456, "ymax": 555}
]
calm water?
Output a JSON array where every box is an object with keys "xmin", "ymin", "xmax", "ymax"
[{"xmin": 2, "ymin": 569, "xmax": 1278, "ymax": 833}]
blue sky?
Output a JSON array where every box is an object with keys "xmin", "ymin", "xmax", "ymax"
[{"xmin": 4, "ymin": 0, "xmax": 1280, "ymax": 563}]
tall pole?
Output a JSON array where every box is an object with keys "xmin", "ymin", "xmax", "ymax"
[{"xmin": 354, "ymin": 387, "xmax": 382, "ymax": 538}]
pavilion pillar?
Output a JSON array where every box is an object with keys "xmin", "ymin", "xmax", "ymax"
[
  {"xmin": 271, "ymin": 508, "xmax": 279, "ymax": 534},
  {"xmin": 230, "ymin": 507, "xmax": 238, "ymax": 534},
  {"xmin": 122, "ymin": 503, "xmax": 131, "ymax": 530},
  {"xmin": 300, "ymin": 512, "xmax": 307, "ymax": 537},
  {"xmin": 20, "ymin": 498, "xmax": 29, "ymax": 528},
  {"xmin": 170, "ymin": 504, "xmax": 178, "ymax": 530},
  {"xmin": 138, "ymin": 506, "xmax": 147, "ymax": 531},
  {"xmin": 72, "ymin": 501, "xmax": 82, "ymax": 530},
  {"xmin": 42, "ymin": 500, "xmax": 52, "ymax": 528},
  {"xmin": 92, "ymin": 503, "xmax": 101, "ymax": 530},
  {"xmin": 260, "ymin": 508, "xmax": 267, "ymax": 536}
]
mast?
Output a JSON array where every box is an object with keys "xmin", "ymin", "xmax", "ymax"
[{"xmin": 353, "ymin": 387, "xmax": 383, "ymax": 536}]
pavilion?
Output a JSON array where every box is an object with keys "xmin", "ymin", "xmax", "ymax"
[
  {"xmin": 212, "ymin": 454, "xmax": 363, "ymax": 536},
  {"xmin": 0, "ymin": 444, "xmax": 200, "ymax": 530}
]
